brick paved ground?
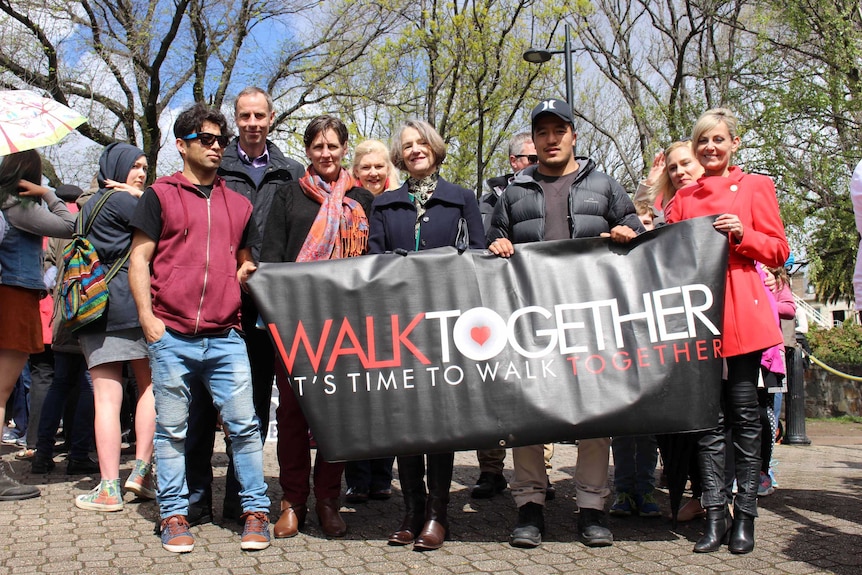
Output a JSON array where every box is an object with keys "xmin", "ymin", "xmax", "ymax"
[{"xmin": 1, "ymin": 422, "xmax": 860, "ymax": 575}]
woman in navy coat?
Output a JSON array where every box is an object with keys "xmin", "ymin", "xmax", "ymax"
[
  {"xmin": 369, "ymin": 120, "xmax": 484, "ymax": 551},
  {"xmin": 368, "ymin": 121, "xmax": 484, "ymax": 254}
]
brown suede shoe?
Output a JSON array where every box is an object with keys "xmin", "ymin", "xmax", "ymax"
[
  {"xmin": 273, "ymin": 500, "xmax": 307, "ymax": 538},
  {"xmin": 315, "ymin": 498, "xmax": 347, "ymax": 538},
  {"xmin": 413, "ymin": 519, "xmax": 448, "ymax": 551}
]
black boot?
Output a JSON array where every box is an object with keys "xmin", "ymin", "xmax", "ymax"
[
  {"xmin": 693, "ymin": 506, "xmax": 731, "ymax": 553},
  {"xmin": 388, "ymin": 455, "xmax": 426, "ymax": 546},
  {"xmin": 728, "ymin": 511, "xmax": 755, "ymax": 554},
  {"xmin": 413, "ymin": 452, "xmax": 453, "ymax": 551}
]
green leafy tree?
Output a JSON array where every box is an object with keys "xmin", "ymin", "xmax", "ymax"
[
  {"xmin": 325, "ymin": 0, "xmax": 582, "ymax": 194},
  {"xmin": 735, "ymin": 0, "xmax": 862, "ymax": 303}
]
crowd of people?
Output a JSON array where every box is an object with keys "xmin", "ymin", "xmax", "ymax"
[{"xmin": 1, "ymin": 88, "xmax": 796, "ymax": 557}]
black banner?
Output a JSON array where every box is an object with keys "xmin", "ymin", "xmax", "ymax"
[{"xmin": 249, "ymin": 216, "xmax": 728, "ymax": 461}]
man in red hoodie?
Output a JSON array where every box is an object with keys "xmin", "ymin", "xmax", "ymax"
[{"xmin": 129, "ymin": 103, "xmax": 270, "ymax": 553}]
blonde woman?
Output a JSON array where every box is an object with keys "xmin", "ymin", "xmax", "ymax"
[
  {"xmin": 667, "ymin": 108, "xmax": 790, "ymax": 555},
  {"xmin": 634, "ymin": 140, "xmax": 704, "ymax": 226},
  {"xmin": 352, "ymin": 139, "xmax": 399, "ymax": 196}
]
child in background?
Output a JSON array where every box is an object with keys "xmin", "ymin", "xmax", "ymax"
[
  {"xmin": 761, "ymin": 265, "xmax": 796, "ymax": 493},
  {"xmin": 634, "ymin": 200, "xmax": 656, "ymax": 231},
  {"xmin": 610, "ymin": 433, "xmax": 661, "ymax": 517}
]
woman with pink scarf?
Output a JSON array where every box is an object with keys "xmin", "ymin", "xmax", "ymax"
[{"xmin": 261, "ymin": 115, "xmax": 373, "ymax": 540}]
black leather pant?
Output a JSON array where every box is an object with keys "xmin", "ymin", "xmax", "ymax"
[{"xmin": 698, "ymin": 351, "xmax": 762, "ymax": 517}]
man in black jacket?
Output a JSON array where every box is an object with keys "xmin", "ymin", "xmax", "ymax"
[
  {"xmin": 487, "ymin": 98, "xmax": 643, "ymax": 550},
  {"xmin": 186, "ymin": 87, "xmax": 304, "ymax": 525}
]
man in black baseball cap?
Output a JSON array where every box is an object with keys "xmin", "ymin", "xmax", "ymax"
[
  {"xmin": 487, "ymin": 100, "xmax": 643, "ymax": 550},
  {"xmin": 530, "ymin": 98, "xmax": 575, "ymax": 128}
]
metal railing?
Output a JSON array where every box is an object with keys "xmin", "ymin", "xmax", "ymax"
[{"xmin": 794, "ymin": 295, "xmax": 832, "ymax": 329}]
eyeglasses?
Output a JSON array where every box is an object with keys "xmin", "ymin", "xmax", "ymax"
[
  {"xmin": 515, "ymin": 154, "xmax": 538, "ymax": 164},
  {"xmin": 182, "ymin": 132, "xmax": 230, "ymax": 148}
]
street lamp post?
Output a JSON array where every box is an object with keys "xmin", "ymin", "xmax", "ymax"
[{"xmin": 523, "ymin": 23, "xmax": 574, "ymax": 107}]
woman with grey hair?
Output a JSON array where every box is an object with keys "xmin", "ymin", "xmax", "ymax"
[{"xmin": 368, "ymin": 120, "xmax": 484, "ymax": 550}]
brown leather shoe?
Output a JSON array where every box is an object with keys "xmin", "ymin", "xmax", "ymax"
[
  {"xmin": 412, "ymin": 519, "xmax": 448, "ymax": 551},
  {"xmin": 316, "ymin": 498, "xmax": 347, "ymax": 538},
  {"xmin": 273, "ymin": 500, "xmax": 307, "ymax": 538},
  {"xmin": 388, "ymin": 516, "xmax": 422, "ymax": 546}
]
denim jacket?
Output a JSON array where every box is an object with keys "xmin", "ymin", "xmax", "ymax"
[{"xmin": 0, "ymin": 214, "xmax": 44, "ymax": 290}]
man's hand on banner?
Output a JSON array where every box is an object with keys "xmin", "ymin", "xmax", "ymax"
[
  {"xmin": 602, "ymin": 225, "xmax": 638, "ymax": 243},
  {"xmin": 488, "ymin": 237, "xmax": 515, "ymax": 258},
  {"xmin": 238, "ymin": 260, "xmax": 257, "ymax": 293}
]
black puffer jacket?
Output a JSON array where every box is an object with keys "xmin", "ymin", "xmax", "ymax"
[
  {"xmin": 218, "ymin": 139, "xmax": 304, "ymax": 261},
  {"xmin": 486, "ymin": 158, "xmax": 643, "ymax": 244}
]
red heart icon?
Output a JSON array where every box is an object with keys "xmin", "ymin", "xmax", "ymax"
[{"xmin": 471, "ymin": 326, "xmax": 491, "ymax": 346}]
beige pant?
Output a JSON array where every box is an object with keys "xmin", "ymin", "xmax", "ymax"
[
  {"xmin": 476, "ymin": 444, "xmax": 555, "ymax": 474},
  {"xmin": 511, "ymin": 438, "xmax": 611, "ymax": 510}
]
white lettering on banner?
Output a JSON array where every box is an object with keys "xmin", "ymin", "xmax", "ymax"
[
  {"xmin": 285, "ymin": 335, "xmax": 719, "ymax": 396},
  {"xmin": 274, "ymin": 283, "xmax": 719, "ymax": 374},
  {"xmin": 424, "ymin": 309, "xmax": 461, "ymax": 363},
  {"xmin": 443, "ymin": 283, "xmax": 719, "ymax": 360}
]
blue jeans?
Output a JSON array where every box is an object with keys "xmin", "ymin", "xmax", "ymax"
[
  {"xmin": 148, "ymin": 329, "xmax": 269, "ymax": 519},
  {"xmin": 611, "ymin": 435, "xmax": 658, "ymax": 495}
]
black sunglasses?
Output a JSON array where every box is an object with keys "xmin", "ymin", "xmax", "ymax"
[
  {"xmin": 515, "ymin": 154, "xmax": 538, "ymax": 163},
  {"xmin": 182, "ymin": 132, "xmax": 230, "ymax": 148}
]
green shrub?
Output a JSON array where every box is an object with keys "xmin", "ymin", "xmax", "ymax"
[{"xmin": 806, "ymin": 321, "xmax": 862, "ymax": 366}]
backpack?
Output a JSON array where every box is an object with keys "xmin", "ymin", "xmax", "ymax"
[{"xmin": 61, "ymin": 191, "xmax": 129, "ymax": 331}]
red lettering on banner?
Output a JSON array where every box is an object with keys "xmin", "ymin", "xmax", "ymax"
[
  {"xmin": 636, "ymin": 347, "xmax": 650, "ymax": 367},
  {"xmin": 365, "ymin": 316, "xmax": 399, "ymax": 369},
  {"xmin": 269, "ymin": 321, "xmax": 332, "ymax": 373},
  {"xmin": 326, "ymin": 318, "xmax": 370, "ymax": 371},
  {"xmin": 654, "ymin": 344, "xmax": 667, "ymax": 364},
  {"xmin": 585, "ymin": 355, "xmax": 606, "ymax": 374},
  {"xmin": 395, "ymin": 313, "xmax": 431, "ymax": 365},
  {"xmin": 696, "ymin": 339, "xmax": 708, "ymax": 360},
  {"xmin": 673, "ymin": 342, "xmax": 690, "ymax": 362},
  {"xmin": 611, "ymin": 351, "xmax": 632, "ymax": 370},
  {"xmin": 713, "ymin": 339, "xmax": 722, "ymax": 357},
  {"xmin": 566, "ymin": 356, "xmax": 580, "ymax": 375}
]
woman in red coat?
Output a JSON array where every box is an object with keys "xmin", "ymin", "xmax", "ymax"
[{"xmin": 666, "ymin": 108, "xmax": 789, "ymax": 555}]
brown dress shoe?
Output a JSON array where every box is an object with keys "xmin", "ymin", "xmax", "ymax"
[
  {"xmin": 315, "ymin": 498, "xmax": 347, "ymax": 538},
  {"xmin": 274, "ymin": 500, "xmax": 307, "ymax": 538},
  {"xmin": 413, "ymin": 519, "xmax": 448, "ymax": 551},
  {"xmin": 388, "ymin": 514, "xmax": 424, "ymax": 546}
]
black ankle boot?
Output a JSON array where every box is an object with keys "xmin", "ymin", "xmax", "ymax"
[
  {"xmin": 728, "ymin": 512, "xmax": 755, "ymax": 554},
  {"xmin": 693, "ymin": 506, "xmax": 730, "ymax": 553}
]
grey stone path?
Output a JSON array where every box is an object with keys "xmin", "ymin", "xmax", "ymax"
[{"xmin": 1, "ymin": 431, "xmax": 860, "ymax": 574}]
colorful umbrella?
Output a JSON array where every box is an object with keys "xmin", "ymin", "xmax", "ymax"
[{"xmin": 0, "ymin": 90, "xmax": 87, "ymax": 156}]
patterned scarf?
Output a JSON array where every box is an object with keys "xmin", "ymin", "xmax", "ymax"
[
  {"xmin": 408, "ymin": 171, "xmax": 439, "ymax": 245},
  {"xmin": 296, "ymin": 166, "xmax": 368, "ymax": 261}
]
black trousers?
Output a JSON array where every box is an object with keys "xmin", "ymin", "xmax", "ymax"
[{"xmin": 698, "ymin": 351, "xmax": 762, "ymax": 517}]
